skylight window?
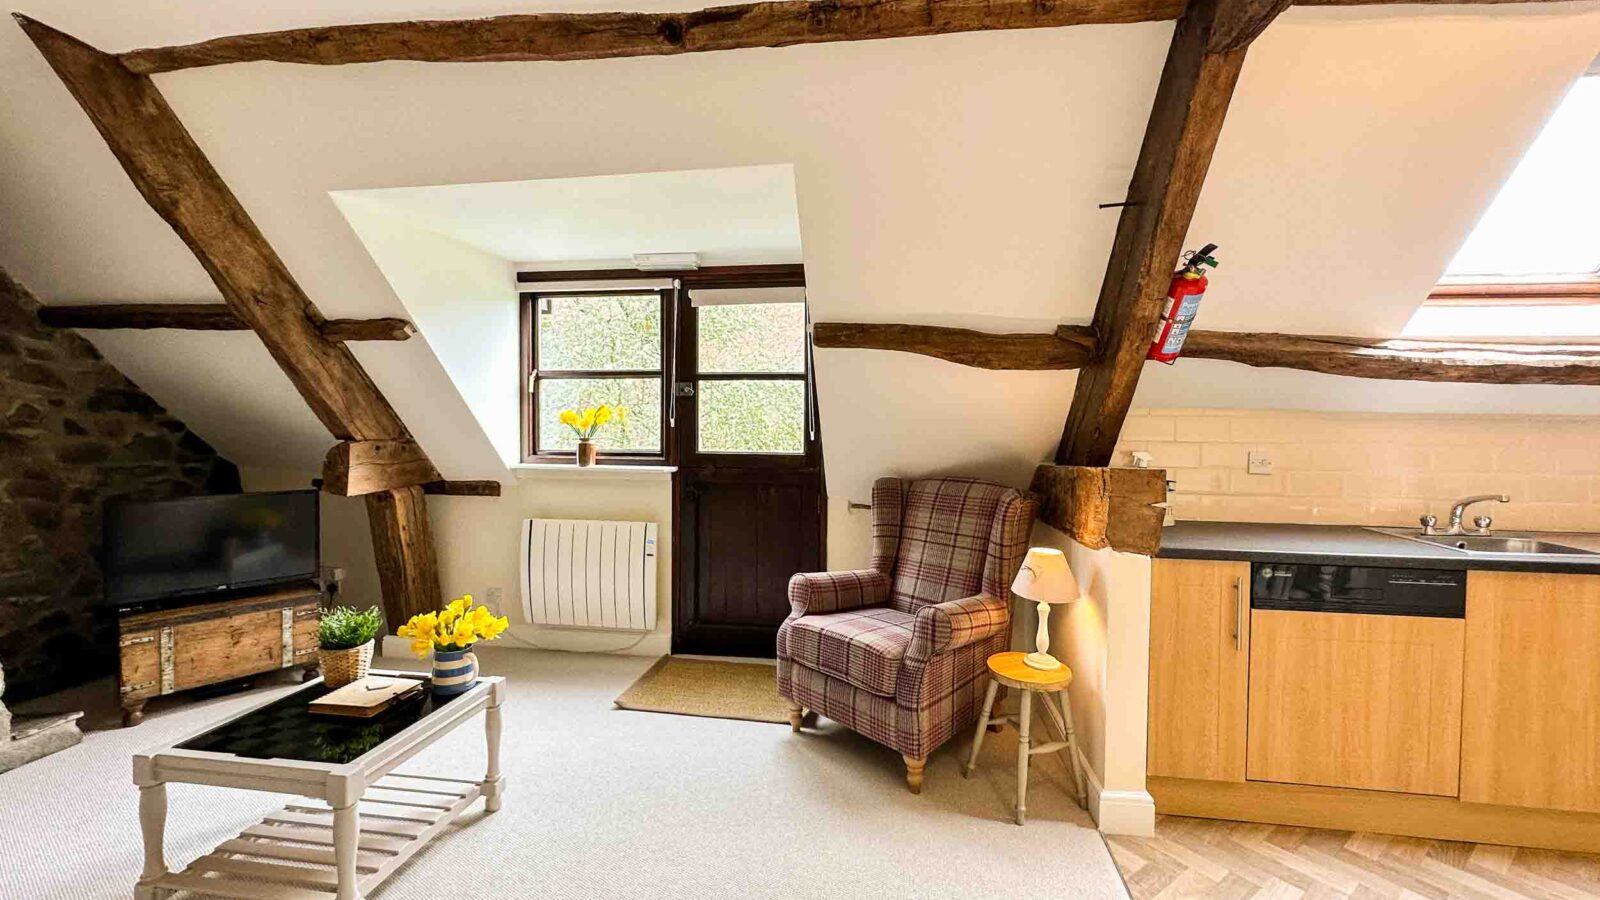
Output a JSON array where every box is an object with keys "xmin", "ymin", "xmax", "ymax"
[
  {"xmin": 1443, "ymin": 73, "xmax": 1600, "ymax": 281},
  {"xmin": 1407, "ymin": 68, "xmax": 1600, "ymax": 339}
]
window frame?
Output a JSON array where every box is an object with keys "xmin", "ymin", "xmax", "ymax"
[
  {"xmin": 519, "ymin": 288, "xmax": 676, "ymax": 466},
  {"xmin": 676, "ymin": 297, "xmax": 819, "ymax": 470},
  {"xmin": 1426, "ymin": 275, "xmax": 1600, "ymax": 307}
]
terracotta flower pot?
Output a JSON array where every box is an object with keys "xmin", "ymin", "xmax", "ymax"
[
  {"xmin": 319, "ymin": 639, "xmax": 374, "ymax": 688},
  {"xmin": 576, "ymin": 440, "xmax": 598, "ymax": 467}
]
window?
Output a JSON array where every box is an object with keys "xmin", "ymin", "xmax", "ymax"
[
  {"xmin": 520, "ymin": 276, "xmax": 816, "ymax": 466},
  {"xmin": 1411, "ymin": 70, "xmax": 1600, "ymax": 337},
  {"xmin": 692, "ymin": 301, "xmax": 808, "ymax": 456},
  {"xmin": 525, "ymin": 291, "xmax": 671, "ymax": 463}
]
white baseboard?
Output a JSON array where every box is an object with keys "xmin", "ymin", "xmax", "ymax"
[
  {"xmin": 1075, "ymin": 746, "xmax": 1156, "ymax": 837},
  {"xmin": 381, "ymin": 630, "xmax": 670, "ymax": 661}
]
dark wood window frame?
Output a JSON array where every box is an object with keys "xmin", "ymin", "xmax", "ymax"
[
  {"xmin": 520, "ymin": 288, "xmax": 676, "ymax": 466},
  {"xmin": 1426, "ymin": 276, "xmax": 1600, "ymax": 306}
]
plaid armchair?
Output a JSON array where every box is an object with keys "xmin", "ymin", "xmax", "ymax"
[{"xmin": 777, "ymin": 476, "xmax": 1037, "ymax": 793}]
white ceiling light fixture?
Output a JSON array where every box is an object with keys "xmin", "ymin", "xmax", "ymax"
[{"xmin": 632, "ymin": 252, "xmax": 700, "ymax": 271}]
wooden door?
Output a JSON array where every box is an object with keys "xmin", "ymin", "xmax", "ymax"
[
  {"xmin": 1247, "ymin": 610, "xmax": 1464, "ymax": 796},
  {"xmin": 1148, "ymin": 559, "xmax": 1252, "ymax": 781},
  {"xmin": 1461, "ymin": 571, "xmax": 1600, "ymax": 813},
  {"xmin": 671, "ymin": 284, "xmax": 824, "ymax": 657}
]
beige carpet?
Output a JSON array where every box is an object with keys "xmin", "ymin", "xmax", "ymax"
[
  {"xmin": 614, "ymin": 656, "xmax": 790, "ymax": 724},
  {"xmin": 2, "ymin": 647, "xmax": 1128, "ymax": 899}
]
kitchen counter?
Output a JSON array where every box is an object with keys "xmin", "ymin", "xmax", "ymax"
[{"xmin": 1158, "ymin": 521, "xmax": 1600, "ymax": 574}]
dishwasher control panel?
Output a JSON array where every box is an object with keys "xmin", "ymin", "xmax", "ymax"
[{"xmin": 1251, "ymin": 563, "xmax": 1465, "ymax": 618}]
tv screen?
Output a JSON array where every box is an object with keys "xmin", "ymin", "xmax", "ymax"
[{"xmin": 103, "ymin": 491, "xmax": 320, "ymax": 606}]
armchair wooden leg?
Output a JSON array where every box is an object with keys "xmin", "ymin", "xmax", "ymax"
[
  {"xmin": 903, "ymin": 755, "xmax": 926, "ymax": 795},
  {"xmin": 787, "ymin": 703, "xmax": 804, "ymax": 732}
]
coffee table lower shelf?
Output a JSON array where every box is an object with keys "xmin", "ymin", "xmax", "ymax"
[{"xmin": 151, "ymin": 774, "xmax": 482, "ymax": 899}]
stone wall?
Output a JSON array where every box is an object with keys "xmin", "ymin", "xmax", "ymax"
[{"xmin": 0, "ymin": 268, "xmax": 239, "ymax": 701}]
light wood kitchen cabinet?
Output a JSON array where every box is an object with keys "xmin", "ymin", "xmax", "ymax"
[
  {"xmin": 1461, "ymin": 571, "xmax": 1600, "ymax": 813},
  {"xmin": 1247, "ymin": 609, "xmax": 1464, "ymax": 796},
  {"xmin": 1148, "ymin": 559, "xmax": 1251, "ymax": 782}
]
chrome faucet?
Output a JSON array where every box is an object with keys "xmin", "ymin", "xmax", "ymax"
[{"xmin": 1445, "ymin": 494, "xmax": 1509, "ymax": 535}]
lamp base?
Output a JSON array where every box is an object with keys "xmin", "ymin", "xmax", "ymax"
[{"xmin": 1023, "ymin": 651, "xmax": 1064, "ymax": 671}]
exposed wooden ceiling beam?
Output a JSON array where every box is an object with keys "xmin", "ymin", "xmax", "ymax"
[
  {"xmin": 811, "ymin": 322, "xmax": 1095, "ymax": 370},
  {"xmin": 813, "ymin": 320, "xmax": 1600, "ymax": 385},
  {"xmin": 35, "ymin": 303, "xmax": 414, "ymax": 341},
  {"xmin": 323, "ymin": 440, "xmax": 443, "ymax": 497},
  {"xmin": 17, "ymin": 15, "xmax": 444, "ymax": 629},
  {"xmin": 16, "ymin": 16, "xmax": 418, "ymax": 440},
  {"xmin": 1054, "ymin": 0, "xmax": 1287, "ymax": 467},
  {"xmin": 116, "ymin": 0, "xmax": 1185, "ymax": 74},
  {"xmin": 115, "ymin": 0, "xmax": 1564, "ymax": 74},
  {"xmin": 38, "ymin": 303, "xmax": 243, "ymax": 331}
]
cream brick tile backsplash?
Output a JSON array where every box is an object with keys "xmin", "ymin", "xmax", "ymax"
[{"xmin": 1116, "ymin": 409, "xmax": 1600, "ymax": 532}]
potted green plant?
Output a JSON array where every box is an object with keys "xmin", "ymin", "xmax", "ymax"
[{"xmin": 317, "ymin": 606, "xmax": 382, "ymax": 688}]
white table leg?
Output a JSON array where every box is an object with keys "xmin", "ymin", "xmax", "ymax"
[
  {"xmin": 333, "ymin": 802, "xmax": 363, "ymax": 900},
  {"xmin": 135, "ymin": 782, "xmax": 167, "ymax": 899},
  {"xmin": 1015, "ymin": 690, "xmax": 1032, "ymax": 826},
  {"xmin": 964, "ymin": 679, "xmax": 1000, "ymax": 778},
  {"xmin": 483, "ymin": 699, "xmax": 505, "ymax": 812}
]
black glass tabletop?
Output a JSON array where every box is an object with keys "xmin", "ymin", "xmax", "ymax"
[{"xmin": 178, "ymin": 674, "xmax": 463, "ymax": 765}]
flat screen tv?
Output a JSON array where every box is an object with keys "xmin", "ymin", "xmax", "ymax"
[{"xmin": 103, "ymin": 490, "xmax": 319, "ymax": 606}]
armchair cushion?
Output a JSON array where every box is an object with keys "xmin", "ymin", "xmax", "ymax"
[
  {"xmin": 784, "ymin": 607, "xmax": 915, "ymax": 696},
  {"xmin": 907, "ymin": 593, "xmax": 1010, "ymax": 662},
  {"xmin": 787, "ymin": 569, "xmax": 890, "ymax": 618}
]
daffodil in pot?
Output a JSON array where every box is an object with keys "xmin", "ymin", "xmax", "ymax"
[
  {"xmin": 317, "ymin": 606, "xmax": 383, "ymax": 688},
  {"xmin": 558, "ymin": 404, "xmax": 625, "ymax": 467},
  {"xmin": 396, "ymin": 595, "xmax": 510, "ymax": 696}
]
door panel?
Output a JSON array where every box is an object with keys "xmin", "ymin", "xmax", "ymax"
[
  {"xmin": 1148, "ymin": 559, "xmax": 1252, "ymax": 782},
  {"xmin": 1247, "ymin": 609, "xmax": 1464, "ymax": 796},
  {"xmin": 674, "ymin": 468, "xmax": 822, "ymax": 656},
  {"xmin": 1462, "ymin": 571, "xmax": 1600, "ymax": 813}
]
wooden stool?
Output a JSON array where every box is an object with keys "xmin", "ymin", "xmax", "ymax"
[{"xmin": 963, "ymin": 651, "xmax": 1086, "ymax": 825}]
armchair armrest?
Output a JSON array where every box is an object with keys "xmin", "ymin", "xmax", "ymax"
[
  {"xmin": 787, "ymin": 569, "xmax": 890, "ymax": 617},
  {"xmin": 907, "ymin": 593, "xmax": 1009, "ymax": 661}
]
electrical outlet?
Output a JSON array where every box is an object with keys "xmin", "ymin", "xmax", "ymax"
[
  {"xmin": 1247, "ymin": 450, "xmax": 1274, "ymax": 475},
  {"xmin": 484, "ymin": 587, "xmax": 504, "ymax": 613}
]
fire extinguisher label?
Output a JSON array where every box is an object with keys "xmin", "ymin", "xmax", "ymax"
[{"xmin": 1160, "ymin": 292, "xmax": 1204, "ymax": 354}]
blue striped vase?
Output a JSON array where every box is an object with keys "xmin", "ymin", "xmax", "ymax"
[{"xmin": 431, "ymin": 648, "xmax": 478, "ymax": 697}]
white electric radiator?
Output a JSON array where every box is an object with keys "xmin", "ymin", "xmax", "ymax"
[{"xmin": 519, "ymin": 519, "xmax": 658, "ymax": 631}]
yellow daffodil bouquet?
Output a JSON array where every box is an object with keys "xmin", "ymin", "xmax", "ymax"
[
  {"xmin": 558, "ymin": 404, "xmax": 626, "ymax": 441},
  {"xmin": 397, "ymin": 595, "xmax": 510, "ymax": 659}
]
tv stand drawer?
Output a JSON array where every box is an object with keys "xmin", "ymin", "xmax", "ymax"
[{"xmin": 171, "ymin": 609, "xmax": 285, "ymax": 691}]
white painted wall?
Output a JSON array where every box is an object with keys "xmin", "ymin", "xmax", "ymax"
[
  {"xmin": 1029, "ymin": 523, "xmax": 1155, "ymax": 836},
  {"xmin": 332, "ymin": 194, "xmax": 521, "ymax": 469}
]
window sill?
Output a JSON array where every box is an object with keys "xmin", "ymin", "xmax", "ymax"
[{"xmin": 511, "ymin": 463, "xmax": 677, "ymax": 482}]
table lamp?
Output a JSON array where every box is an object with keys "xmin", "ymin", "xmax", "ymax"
[{"xmin": 1011, "ymin": 547, "xmax": 1079, "ymax": 670}]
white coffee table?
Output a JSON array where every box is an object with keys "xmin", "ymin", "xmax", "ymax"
[{"xmin": 133, "ymin": 670, "xmax": 505, "ymax": 900}]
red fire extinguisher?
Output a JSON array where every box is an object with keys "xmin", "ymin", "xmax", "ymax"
[{"xmin": 1147, "ymin": 244, "xmax": 1218, "ymax": 365}]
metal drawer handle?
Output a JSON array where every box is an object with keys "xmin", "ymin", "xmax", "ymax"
[{"xmin": 1233, "ymin": 576, "xmax": 1245, "ymax": 650}]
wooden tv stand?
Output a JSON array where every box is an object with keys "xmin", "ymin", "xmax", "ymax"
[{"xmin": 117, "ymin": 584, "xmax": 323, "ymax": 727}]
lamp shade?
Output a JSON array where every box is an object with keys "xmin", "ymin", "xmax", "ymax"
[{"xmin": 1011, "ymin": 547, "xmax": 1077, "ymax": 605}]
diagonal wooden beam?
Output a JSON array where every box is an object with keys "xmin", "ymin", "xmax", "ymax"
[
  {"xmin": 17, "ymin": 15, "xmax": 443, "ymax": 627},
  {"xmin": 1054, "ymin": 0, "xmax": 1288, "ymax": 466},
  {"xmin": 16, "ymin": 15, "xmax": 415, "ymax": 441},
  {"xmin": 36, "ymin": 303, "xmax": 414, "ymax": 340},
  {"xmin": 115, "ymin": 0, "xmax": 1568, "ymax": 74}
]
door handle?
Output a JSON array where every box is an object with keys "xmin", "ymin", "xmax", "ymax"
[{"xmin": 1233, "ymin": 576, "xmax": 1246, "ymax": 650}]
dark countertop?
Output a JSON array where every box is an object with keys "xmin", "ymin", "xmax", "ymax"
[{"xmin": 1158, "ymin": 522, "xmax": 1600, "ymax": 574}]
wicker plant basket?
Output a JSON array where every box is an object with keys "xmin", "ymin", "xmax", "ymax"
[{"xmin": 319, "ymin": 640, "xmax": 375, "ymax": 688}]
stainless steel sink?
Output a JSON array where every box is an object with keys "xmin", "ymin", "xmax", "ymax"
[{"xmin": 1368, "ymin": 527, "xmax": 1596, "ymax": 556}]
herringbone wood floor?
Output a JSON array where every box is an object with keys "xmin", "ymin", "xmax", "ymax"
[{"xmin": 1107, "ymin": 816, "xmax": 1600, "ymax": 899}]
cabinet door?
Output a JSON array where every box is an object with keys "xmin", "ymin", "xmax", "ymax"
[
  {"xmin": 171, "ymin": 609, "xmax": 284, "ymax": 691},
  {"xmin": 1149, "ymin": 559, "xmax": 1252, "ymax": 781},
  {"xmin": 1247, "ymin": 610, "xmax": 1464, "ymax": 796},
  {"xmin": 1462, "ymin": 571, "xmax": 1600, "ymax": 813}
]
